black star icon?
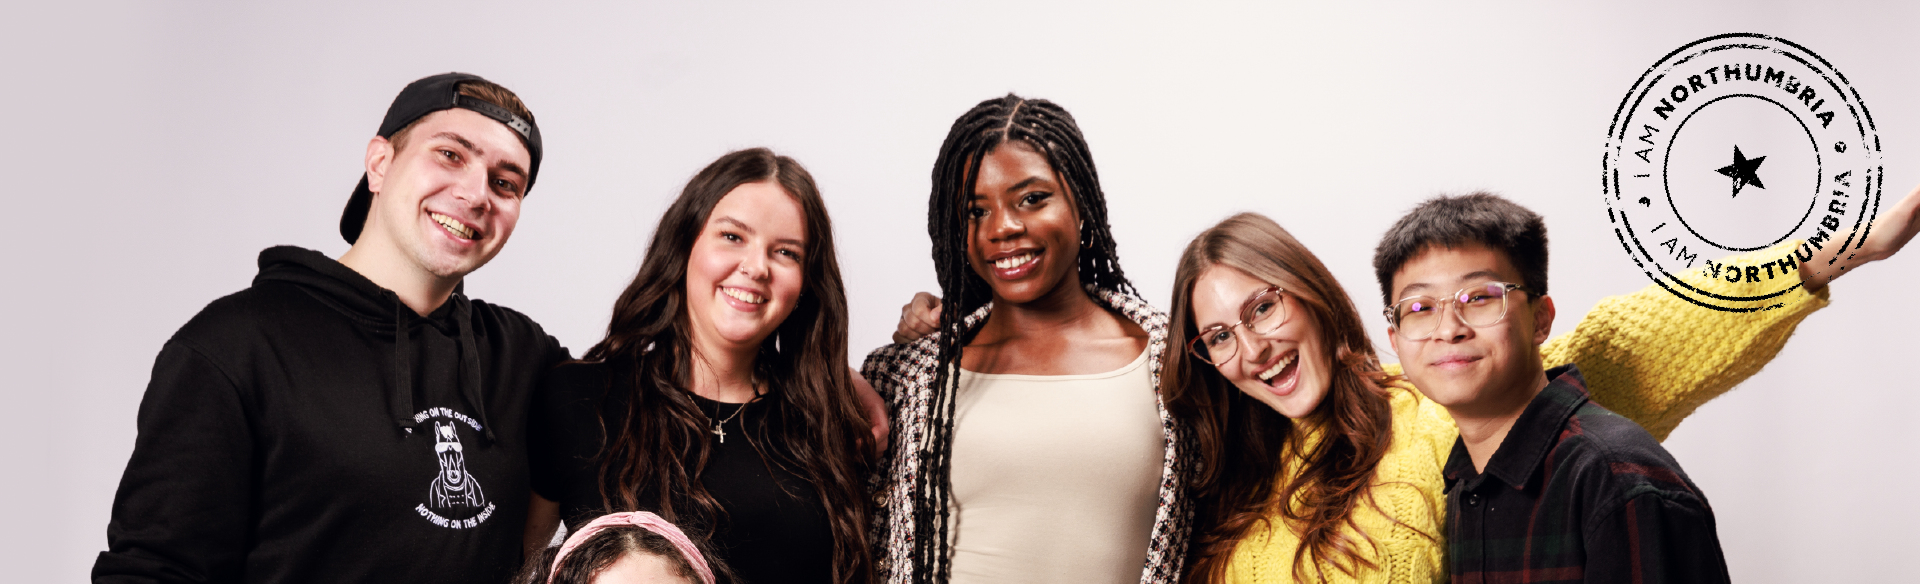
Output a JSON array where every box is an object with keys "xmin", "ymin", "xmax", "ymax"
[{"xmin": 1715, "ymin": 145, "xmax": 1766, "ymax": 198}]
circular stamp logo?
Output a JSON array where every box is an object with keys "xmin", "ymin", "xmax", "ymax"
[{"xmin": 1603, "ymin": 33, "xmax": 1881, "ymax": 311}]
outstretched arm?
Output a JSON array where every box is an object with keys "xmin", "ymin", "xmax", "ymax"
[{"xmin": 1548, "ymin": 182, "xmax": 1920, "ymax": 440}]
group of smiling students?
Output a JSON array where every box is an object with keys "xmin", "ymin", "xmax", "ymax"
[{"xmin": 95, "ymin": 72, "xmax": 1918, "ymax": 584}]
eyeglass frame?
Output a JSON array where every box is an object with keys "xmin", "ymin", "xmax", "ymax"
[
  {"xmin": 1187, "ymin": 285, "xmax": 1293, "ymax": 365},
  {"xmin": 1382, "ymin": 281, "xmax": 1531, "ymax": 341}
]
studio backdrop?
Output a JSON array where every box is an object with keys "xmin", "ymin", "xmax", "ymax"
[{"xmin": 5, "ymin": 2, "xmax": 1916, "ymax": 582}]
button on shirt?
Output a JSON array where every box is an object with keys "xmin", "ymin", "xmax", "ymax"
[{"xmin": 1443, "ymin": 365, "xmax": 1731, "ymax": 584}]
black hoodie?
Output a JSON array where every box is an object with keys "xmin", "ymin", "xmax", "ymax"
[{"xmin": 94, "ymin": 246, "xmax": 569, "ymax": 584}]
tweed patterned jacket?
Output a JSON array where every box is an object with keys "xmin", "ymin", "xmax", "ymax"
[{"xmin": 859, "ymin": 286, "xmax": 1191, "ymax": 584}]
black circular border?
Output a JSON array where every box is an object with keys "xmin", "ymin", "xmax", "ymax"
[{"xmin": 1601, "ymin": 32, "xmax": 1881, "ymax": 311}]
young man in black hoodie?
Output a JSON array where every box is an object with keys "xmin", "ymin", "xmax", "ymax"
[{"xmin": 93, "ymin": 73, "xmax": 571, "ymax": 584}]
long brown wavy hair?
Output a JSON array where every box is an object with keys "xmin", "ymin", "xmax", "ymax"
[
  {"xmin": 580, "ymin": 148, "xmax": 874, "ymax": 583},
  {"xmin": 1163, "ymin": 213, "xmax": 1413, "ymax": 583}
]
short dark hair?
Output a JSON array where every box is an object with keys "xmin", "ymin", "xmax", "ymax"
[{"xmin": 1371, "ymin": 192, "xmax": 1549, "ymax": 306}]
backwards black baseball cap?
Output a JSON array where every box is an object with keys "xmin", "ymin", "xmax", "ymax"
[{"xmin": 340, "ymin": 72, "xmax": 544, "ymax": 244}]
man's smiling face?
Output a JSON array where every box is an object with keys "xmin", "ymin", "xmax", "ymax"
[
  {"xmin": 362, "ymin": 108, "xmax": 530, "ymax": 281},
  {"xmin": 1387, "ymin": 242, "xmax": 1555, "ymax": 417}
]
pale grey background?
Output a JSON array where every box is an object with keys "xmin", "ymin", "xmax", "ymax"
[{"xmin": 5, "ymin": 2, "xmax": 1916, "ymax": 582}]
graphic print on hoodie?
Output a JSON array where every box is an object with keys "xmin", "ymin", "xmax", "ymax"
[
  {"xmin": 94, "ymin": 246, "xmax": 568, "ymax": 584},
  {"xmin": 422, "ymin": 415, "xmax": 492, "ymax": 527}
]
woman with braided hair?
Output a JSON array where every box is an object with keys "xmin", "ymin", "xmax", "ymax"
[{"xmin": 861, "ymin": 95, "xmax": 1185, "ymax": 584}]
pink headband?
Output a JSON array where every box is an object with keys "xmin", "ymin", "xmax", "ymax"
[{"xmin": 548, "ymin": 511, "xmax": 716, "ymax": 584}]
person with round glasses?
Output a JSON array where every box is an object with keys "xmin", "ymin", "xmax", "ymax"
[{"xmin": 1157, "ymin": 188, "xmax": 1919, "ymax": 583}]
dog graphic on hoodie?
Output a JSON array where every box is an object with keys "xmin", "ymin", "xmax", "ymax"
[{"xmin": 428, "ymin": 421, "xmax": 486, "ymax": 508}]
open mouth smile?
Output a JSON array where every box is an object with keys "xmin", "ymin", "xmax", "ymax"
[
  {"xmin": 1256, "ymin": 350, "xmax": 1301, "ymax": 395},
  {"xmin": 988, "ymin": 250, "xmax": 1041, "ymax": 279},
  {"xmin": 994, "ymin": 252, "xmax": 1037, "ymax": 269},
  {"xmin": 721, "ymin": 287, "xmax": 767, "ymax": 305},
  {"xmin": 431, "ymin": 213, "xmax": 478, "ymax": 240}
]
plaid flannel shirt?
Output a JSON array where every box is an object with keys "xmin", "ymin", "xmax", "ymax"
[{"xmin": 1444, "ymin": 365, "xmax": 1731, "ymax": 584}]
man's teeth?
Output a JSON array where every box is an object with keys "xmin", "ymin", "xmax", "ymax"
[
  {"xmin": 431, "ymin": 213, "xmax": 476, "ymax": 240},
  {"xmin": 722, "ymin": 288, "xmax": 766, "ymax": 304},
  {"xmin": 994, "ymin": 252, "xmax": 1037, "ymax": 270},
  {"xmin": 1259, "ymin": 353, "xmax": 1297, "ymax": 382}
]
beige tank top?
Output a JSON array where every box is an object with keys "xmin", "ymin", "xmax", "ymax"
[{"xmin": 947, "ymin": 348, "xmax": 1165, "ymax": 584}]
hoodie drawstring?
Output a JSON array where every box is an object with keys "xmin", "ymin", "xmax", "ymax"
[
  {"xmin": 390, "ymin": 296, "xmax": 418, "ymax": 432},
  {"xmin": 453, "ymin": 296, "xmax": 497, "ymax": 443},
  {"xmin": 387, "ymin": 292, "xmax": 495, "ymax": 444}
]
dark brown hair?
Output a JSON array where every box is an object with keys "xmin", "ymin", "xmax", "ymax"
[
  {"xmin": 1371, "ymin": 192, "xmax": 1548, "ymax": 306},
  {"xmin": 1165, "ymin": 213, "xmax": 1417, "ymax": 583},
  {"xmin": 580, "ymin": 148, "xmax": 873, "ymax": 583},
  {"xmin": 912, "ymin": 94, "xmax": 1136, "ymax": 583}
]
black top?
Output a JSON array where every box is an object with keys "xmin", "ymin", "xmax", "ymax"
[
  {"xmin": 1442, "ymin": 365, "xmax": 1730, "ymax": 584},
  {"xmin": 529, "ymin": 362, "xmax": 833, "ymax": 584},
  {"xmin": 94, "ymin": 246, "xmax": 571, "ymax": 584}
]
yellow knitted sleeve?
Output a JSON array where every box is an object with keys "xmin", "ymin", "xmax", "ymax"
[{"xmin": 1538, "ymin": 241, "xmax": 1830, "ymax": 440}]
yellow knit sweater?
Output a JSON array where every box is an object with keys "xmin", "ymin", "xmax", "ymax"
[{"xmin": 1223, "ymin": 244, "xmax": 1831, "ymax": 583}]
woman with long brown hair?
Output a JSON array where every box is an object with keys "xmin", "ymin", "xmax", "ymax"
[
  {"xmin": 1166, "ymin": 213, "xmax": 1439, "ymax": 583},
  {"xmin": 1164, "ymin": 211, "xmax": 1837, "ymax": 583},
  {"xmin": 524, "ymin": 148, "xmax": 875, "ymax": 584}
]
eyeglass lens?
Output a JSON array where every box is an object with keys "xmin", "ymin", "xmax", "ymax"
[
  {"xmin": 1393, "ymin": 282, "xmax": 1513, "ymax": 340},
  {"xmin": 1191, "ymin": 288, "xmax": 1288, "ymax": 364}
]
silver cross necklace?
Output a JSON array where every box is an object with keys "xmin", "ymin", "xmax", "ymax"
[{"xmin": 706, "ymin": 396, "xmax": 754, "ymax": 444}]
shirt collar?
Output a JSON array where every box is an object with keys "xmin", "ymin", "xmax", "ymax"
[{"xmin": 1443, "ymin": 364, "xmax": 1590, "ymax": 491}]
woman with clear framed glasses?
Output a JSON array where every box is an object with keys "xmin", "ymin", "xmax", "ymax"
[{"xmin": 1160, "ymin": 212, "xmax": 1838, "ymax": 583}]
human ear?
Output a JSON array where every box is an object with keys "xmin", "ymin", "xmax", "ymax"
[
  {"xmin": 1530, "ymin": 295, "xmax": 1556, "ymax": 346},
  {"xmin": 365, "ymin": 136, "xmax": 395, "ymax": 194}
]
